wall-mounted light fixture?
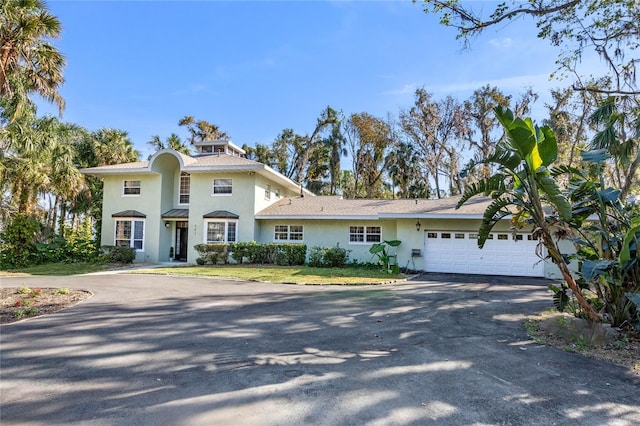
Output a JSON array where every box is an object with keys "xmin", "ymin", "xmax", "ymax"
[
  {"xmin": 164, "ymin": 221, "xmax": 171, "ymax": 229},
  {"xmin": 416, "ymin": 220, "xmax": 421, "ymax": 232}
]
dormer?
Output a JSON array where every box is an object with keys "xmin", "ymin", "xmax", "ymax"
[{"xmin": 194, "ymin": 139, "xmax": 246, "ymax": 157}]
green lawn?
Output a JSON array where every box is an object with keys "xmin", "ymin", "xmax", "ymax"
[
  {"xmin": 132, "ymin": 264, "xmax": 405, "ymax": 285},
  {"xmin": 1, "ymin": 262, "xmax": 109, "ymax": 276}
]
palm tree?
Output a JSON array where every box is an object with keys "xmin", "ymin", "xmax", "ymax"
[
  {"xmin": 458, "ymin": 106, "xmax": 600, "ymax": 322},
  {"xmin": 324, "ymin": 125, "xmax": 347, "ymax": 195},
  {"xmin": 148, "ymin": 133, "xmax": 190, "ymax": 155},
  {"xmin": 0, "ymin": 0, "xmax": 66, "ymax": 118}
]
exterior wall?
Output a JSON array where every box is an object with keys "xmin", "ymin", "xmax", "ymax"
[
  {"xmin": 186, "ymin": 172, "xmax": 258, "ymax": 262},
  {"xmin": 256, "ymin": 219, "xmax": 397, "ymax": 264},
  {"xmin": 100, "ymin": 173, "xmax": 161, "ymax": 262}
]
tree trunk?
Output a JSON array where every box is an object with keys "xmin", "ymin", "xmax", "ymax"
[{"xmin": 543, "ymin": 230, "xmax": 601, "ymax": 322}]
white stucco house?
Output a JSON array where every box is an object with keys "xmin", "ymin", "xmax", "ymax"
[{"xmin": 82, "ymin": 139, "xmax": 562, "ymax": 278}]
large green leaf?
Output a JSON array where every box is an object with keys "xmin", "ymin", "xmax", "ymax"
[
  {"xmin": 581, "ymin": 260, "xmax": 614, "ymax": 281},
  {"xmin": 620, "ymin": 222, "xmax": 640, "ymax": 264},
  {"xmin": 477, "ymin": 196, "xmax": 513, "ymax": 248},
  {"xmin": 508, "ymin": 118, "xmax": 537, "ymax": 159},
  {"xmin": 456, "ymin": 175, "xmax": 506, "ymax": 209},
  {"xmin": 536, "ymin": 174, "xmax": 572, "ymax": 221},
  {"xmin": 580, "ymin": 149, "xmax": 610, "ymax": 163},
  {"xmin": 538, "ymin": 126, "xmax": 558, "ymax": 166},
  {"xmin": 384, "ymin": 240, "xmax": 402, "ymax": 247}
]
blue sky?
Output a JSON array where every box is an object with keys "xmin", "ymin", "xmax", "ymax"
[{"xmin": 40, "ymin": 1, "xmax": 604, "ymax": 159}]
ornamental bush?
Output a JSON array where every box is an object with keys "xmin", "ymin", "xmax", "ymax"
[
  {"xmin": 308, "ymin": 245, "xmax": 350, "ymax": 268},
  {"xmin": 227, "ymin": 242, "xmax": 306, "ymax": 265},
  {"xmin": 193, "ymin": 243, "xmax": 231, "ymax": 265}
]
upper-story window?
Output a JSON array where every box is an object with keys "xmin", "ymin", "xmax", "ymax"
[
  {"xmin": 123, "ymin": 180, "xmax": 141, "ymax": 196},
  {"xmin": 212, "ymin": 178, "xmax": 232, "ymax": 195},
  {"xmin": 179, "ymin": 172, "xmax": 190, "ymax": 204},
  {"xmin": 265, "ymin": 184, "xmax": 271, "ymax": 200},
  {"xmin": 349, "ymin": 226, "xmax": 381, "ymax": 244}
]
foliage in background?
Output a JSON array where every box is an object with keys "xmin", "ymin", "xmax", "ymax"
[{"xmin": 0, "ymin": 214, "xmax": 99, "ymax": 269}]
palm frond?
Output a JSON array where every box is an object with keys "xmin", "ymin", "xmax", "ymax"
[
  {"xmin": 536, "ymin": 174, "xmax": 571, "ymax": 221},
  {"xmin": 456, "ymin": 175, "xmax": 507, "ymax": 209},
  {"xmin": 477, "ymin": 196, "xmax": 514, "ymax": 248}
]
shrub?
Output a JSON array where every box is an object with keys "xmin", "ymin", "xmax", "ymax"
[
  {"xmin": 308, "ymin": 245, "xmax": 350, "ymax": 268},
  {"xmin": 193, "ymin": 243, "xmax": 231, "ymax": 265},
  {"xmin": 229, "ymin": 242, "xmax": 306, "ymax": 265},
  {"xmin": 100, "ymin": 246, "xmax": 136, "ymax": 263}
]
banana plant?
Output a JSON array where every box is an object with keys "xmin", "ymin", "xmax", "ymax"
[
  {"xmin": 457, "ymin": 106, "xmax": 600, "ymax": 322},
  {"xmin": 369, "ymin": 240, "xmax": 401, "ymax": 274}
]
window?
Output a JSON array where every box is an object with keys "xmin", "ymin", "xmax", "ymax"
[
  {"xmin": 265, "ymin": 184, "xmax": 271, "ymax": 200},
  {"xmin": 274, "ymin": 225, "xmax": 303, "ymax": 241},
  {"xmin": 349, "ymin": 226, "xmax": 381, "ymax": 244},
  {"xmin": 123, "ymin": 180, "xmax": 141, "ymax": 196},
  {"xmin": 212, "ymin": 178, "xmax": 232, "ymax": 195},
  {"xmin": 455, "ymin": 233, "xmax": 465, "ymax": 239},
  {"xmin": 115, "ymin": 219, "xmax": 144, "ymax": 251},
  {"xmin": 441, "ymin": 233, "xmax": 451, "ymax": 239},
  {"xmin": 204, "ymin": 220, "xmax": 237, "ymax": 243},
  {"xmin": 179, "ymin": 173, "xmax": 190, "ymax": 204},
  {"xmin": 498, "ymin": 234, "xmax": 508, "ymax": 240},
  {"xmin": 427, "ymin": 232, "xmax": 438, "ymax": 239},
  {"xmin": 515, "ymin": 235, "xmax": 524, "ymax": 241}
]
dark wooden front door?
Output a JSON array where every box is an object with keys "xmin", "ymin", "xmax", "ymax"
[{"xmin": 175, "ymin": 221, "xmax": 188, "ymax": 261}]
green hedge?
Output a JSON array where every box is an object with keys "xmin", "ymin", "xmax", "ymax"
[
  {"xmin": 308, "ymin": 245, "xmax": 350, "ymax": 268},
  {"xmin": 194, "ymin": 243, "xmax": 231, "ymax": 265},
  {"xmin": 194, "ymin": 242, "xmax": 306, "ymax": 266}
]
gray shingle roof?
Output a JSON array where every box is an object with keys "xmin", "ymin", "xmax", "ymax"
[{"xmin": 255, "ymin": 195, "xmax": 493, "ymax": 219}]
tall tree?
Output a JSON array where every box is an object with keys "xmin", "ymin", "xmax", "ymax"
[
  {"xmin": 344, "ymin": 112, "xmax": 395, "ymax": 198},
  {"xmin": 400, "ymin": 89, "xmax": 467, "ymax": 198},
  {"xmin": 0, "ymin": 0, "xmax": 66, "ymax": 120},
  {"xmin": 387, "ymin": 141, "xmax": 429, "ymax": 198},
  {"xmin": 589, "ymin": 96, "xmax": 640, "ymax": 199},
  {"xmin": 324, "ymin": 124, "xmax": 347, "ymax": 195},
  {"xmin": 148, "ymin": 133, "xmax": 190, "ymax": 155},
  {"xmin": 178, "ymin": 116, "xmax": 228, "ymax": 145}
]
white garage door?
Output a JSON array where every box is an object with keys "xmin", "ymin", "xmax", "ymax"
[{"xmin": 424, "ymin": 231, "xmax": 544, "ymax": 277}]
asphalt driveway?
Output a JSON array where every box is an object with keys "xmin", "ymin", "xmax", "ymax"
[{"xmin": 1, "ymin": 273, "xmax": 638, "ymax": 425}]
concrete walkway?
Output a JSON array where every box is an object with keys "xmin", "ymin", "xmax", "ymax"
[{"xmin": 1, "ymin": 273, "xmax": 638, "ymax": 425}]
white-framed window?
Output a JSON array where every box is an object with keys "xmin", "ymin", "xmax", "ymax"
[
  {"xmin": 179, "ymin": 172, "xmax": 190, "ymax": 204},
  {"xmin": 265, "ymin": 184, "xmax": 271, "ymax": 200},
  {"xmin": 212, "ymin": 178, "xmax": 232, "ymax": 195},
  {"xmin": 349, "ymin": 226, "xmax": 381, "ymax": 244},
  {"xmin": 114, "ymin": 219, "xmax": 145, "ymax": 251},
  {"xmin": 123, "ymin": 180, "xmax": 141, "ymax": 196},
  {"xmin": 204, "ymin": 220, "xmax": 237, "ymax": 243},
  {"xmin": 274, "ymin": 225, "xmax": 303, "ymax": 242}
]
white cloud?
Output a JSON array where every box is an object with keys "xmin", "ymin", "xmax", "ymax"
[
  {"xmin": 424, "ymin": 73, "xmax": 552, "ymax": 95},
  {"xmin": 382, "ymin": 83, "xmax": 417, "ymax": 96},
  {"xmin": 489, "ymin": 37, "xmax": 513, "ymax": 49}
]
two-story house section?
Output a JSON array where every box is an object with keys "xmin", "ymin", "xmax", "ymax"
[{"xmin": 82, "ymin": 140, "xmax": 308, "ymax": 263}]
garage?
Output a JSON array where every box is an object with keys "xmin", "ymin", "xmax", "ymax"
[{"xmin": 423, "ymin": 230, "xmax": 545, "ymax": 277}]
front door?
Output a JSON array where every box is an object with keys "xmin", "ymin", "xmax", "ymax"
[{"xmin": 175, "ymin": 221, "xmax": 188, "ymax": 261}]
